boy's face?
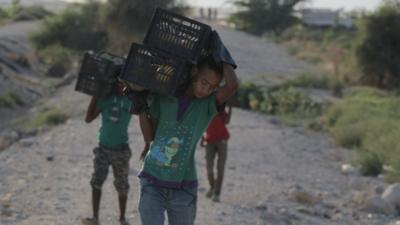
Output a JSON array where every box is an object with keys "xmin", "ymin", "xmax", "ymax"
[{"xmin": 191, "ymin": 67, "xmax": 221, "ymax": 98}]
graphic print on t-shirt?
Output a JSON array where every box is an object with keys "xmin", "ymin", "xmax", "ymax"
[
  {"xmin": 148, "ymin": 118, "xmax": 196, "ymax": 172},
  {"xmin": 150, "ymin": 137, "xmax": 184, "ymax": 168}
]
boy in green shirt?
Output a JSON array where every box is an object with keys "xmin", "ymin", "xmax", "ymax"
[
  {"xmin": 82, "ymin": 81, "xmax": 133, "ymax": 225},
  {"xmin": 138, "ymin": 53, "xmax": 238, "ymax": 225}
]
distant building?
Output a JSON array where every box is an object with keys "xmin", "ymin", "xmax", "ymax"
[{"xmin": 299, "ymin": 8, "xmax": 353, "ymax": 28}]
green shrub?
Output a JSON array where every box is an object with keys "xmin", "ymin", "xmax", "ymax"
[
  {"xmin": 0, "ymin": 8, "xmax": 8, "ymax": 21},
  {"xmin": 272, "ymin": 74, "xmax": 343, "ymax": 96},
  {"xmin": 29, "ymin": 106, "xmax": 68, "ymax": 128},
  {"xmin": 296, "ymin": 52, "xmax": 322, "ymax": 64},
  {"xmin": 278, "ymin": 74, "xmax": 330, "ymax": 89},
  {"xmin": 104, "ymin": 0, "xmax": 186, "ymax": 34},
  {"xmin": 0, "ymin": 91, "xmax": 25, "ymax": 108},
  {"xmin": 236, "ymin": 81, "xmax": 257, "ymax": 108},
  {"xmin": 237, "ymin": 82, "xmax": 323, "ymax": 118},
  {"xmin": 12, "ymin": 5, "xmax": 52, "ymax": 21},
  {"xmin": 356, "ymin": 3, "xmax": 400, "ymax": 88},
  {"xmin": 30, "ymin": 4, "xmax": 107, "ymax": 52},
  {"xmin": 358, "ymin": 151, "xmax": 383, "ymax": 176},
  {"xmin": 229, "ymin": 0, "xmax": 305, "ymax": 35},
  {"xmin": 324, "ymin": 87, "xmax": 400, "ymax": 176},
  {"xmin": 37, "ymin": 44, "xmax": 73, "ymax": 68}
]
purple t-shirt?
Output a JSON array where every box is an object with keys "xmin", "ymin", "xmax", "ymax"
[{"xmin": 177, "ymin": 96, "xmax": 192, "ymax": 121}]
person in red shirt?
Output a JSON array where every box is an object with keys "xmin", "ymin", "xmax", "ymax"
[{"xmin": 200, "ymin": 104, "xmax": 231, "ymax": 202}]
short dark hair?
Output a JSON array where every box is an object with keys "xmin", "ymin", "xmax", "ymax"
[{"xmin": 196, "ymin": 55, "xmax": 223, "ymax": 77}]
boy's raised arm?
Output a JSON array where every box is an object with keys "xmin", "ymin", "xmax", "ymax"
[
  {"xmin": 85, "ymin": 96, "xmax": 100, "ymax": 123},
  {"xmin": 216, "ymin": 64, "xmax": 239, "ymax": 106},
  {"xmin": 139, "ymin": 112, "xmax": 155, "ymax": 143},
  {"xmin": 139, "ymin": 112, "xmax": 157, "ymax": 160},
  {"xmin": 225, "ymin": 105, "xmax": 232, "ymax": 124}
]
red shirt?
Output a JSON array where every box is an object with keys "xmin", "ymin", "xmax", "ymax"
[{"xmin": 204, "ymin": 112, "xmax": 230, "ymax": 143}]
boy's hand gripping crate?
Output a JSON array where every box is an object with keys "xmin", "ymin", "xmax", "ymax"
[
  {"xmin": 144, "ymin": 8, "xmax": 212, "ymax": 63},
  {"xmin": 75, "ymin": 52, "xmax": 125, "ymax": 97},
  {"xmin": 120, "ymin": 43, "xmax": 187, "ymax": 96}
]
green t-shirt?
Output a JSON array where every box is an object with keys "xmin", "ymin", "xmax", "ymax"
[
  {"xmin": 96, "ymin": 95, "xmax": 132, "ymax": 148},
  {"xmin": 139, "ymin": 94, "xmax": 217, "ymax": 188}
]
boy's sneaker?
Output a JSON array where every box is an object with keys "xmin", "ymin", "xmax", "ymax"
[
  {"xmin": 212, "ymin": 194, "xmax": 220, "ymax": 202},
  {"xmin": 205, "ymin": 188, "xmax": 214, "ymax": 198},
  {"xmin": 81, "ymin": 218, "xmax": 99, "ymax": 225}
]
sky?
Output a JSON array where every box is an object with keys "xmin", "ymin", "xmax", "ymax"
[
  {"xmin": 186, "ymin": 0, "xmax": 382, "ymax": 11},
  {"xmin": 60, "ymin": 0, "xmax": 383, "ymax": 11}
]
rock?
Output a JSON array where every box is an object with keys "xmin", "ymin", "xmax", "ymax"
[
  {"xmin": 46, "ymin": 63, "xmax": 67, "ymax": 78},
  {"xmin": 279, "ymin": 208, "xmax": 287, "ymax": 214},
  {"xmin": 349, "ymin": 179, "xmax": 366, "ymax": 191},
  {"xmin": 0, "ymin": 137, "xmax": 10, "ymax": 151},
  {"xmin": 352, "ymin": 191, "xmax": 368, "ymax": 207},
  {"xmin": 255, "ymin": 202, "xmax": 267, "ymax": 211},
  {"xmin": 288, "ymin": 186, "xmax": 321, "ymax": 205},
  {"xmin": 331, "ymin": 212, "xmax": 343, "ymax": 221},
  {"xmin": 1, "ymin": 207, "xmax": 13, "ymax": 217},
  {"xmin": 46, "ymin": 155, "xmax": 54, "ymax": 162},
  {"xmin": 218, "ymin": 211, "xmax": 227, "ymax": 216},
  {"xmin": 1, "ymin": 193, "xmax": 13, "ymax": 207},
  {"xmin": 296, "ymin": 207, "xmax": 314, "ymax": 216},
  {"xmin": 7, "ymin": 53, "xmax": 30, "ymax": 68},
  {"xmin": 382, "ymin": 183, "xmax": 400, "ymax": 208},
  {"xmin": 375, "ymin": 185, "xmax": 386, "ymax": 195},
  {"xmin": 19, "ymin": 137, "xmax": 36, "ymax": 147},
  {"xmin": 19, "ymin": 130, "xmax": 37, "ymax": 139},
  {"xmin": 341, "ymin": 164, "xmax": 359, "ymax": 175},
  {"xmin": 269, "ymin": 118, "xmax": 281, "ymax": 125},
  {"xmin": 8, "ymin": 131, "xmax": 20, "ymax": 141},
  {"xmin": 363, "ymin": 196, "xmax": 396, "ymax": 215}
]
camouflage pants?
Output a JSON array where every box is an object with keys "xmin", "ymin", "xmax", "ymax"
[{"xmin": 90, "ymin": 144, "xmax": 131, "ymax": 196}]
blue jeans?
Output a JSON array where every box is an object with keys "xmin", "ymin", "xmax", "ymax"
[{"xmin": 139, "ymin": 179, "xmax": 197, "ymax": 225}]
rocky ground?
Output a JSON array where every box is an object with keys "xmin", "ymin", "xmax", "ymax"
[
  {"xmin": 0, "ymin": 21, "xmax": 43, "ymax": 129},
  {"xmin": 1, "ymin": 20, "xmax": 400, "ymax": 225}
]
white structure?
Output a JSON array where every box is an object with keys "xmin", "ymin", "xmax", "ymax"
[{"xmin": 299, "ymin": 8, "xmax": 353, "ymax": 28}]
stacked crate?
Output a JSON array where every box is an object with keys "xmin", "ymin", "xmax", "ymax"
[
  {"xmin": 75, "ymin": 8, "xmax": 212, "ymax": 98},
  {"xmin": 120, "ymin": 8, "xmax": 212, "ymax": 96},
  {"xmin": 75, "ymin": 52, "xmax": 125, "ymax": 97}
]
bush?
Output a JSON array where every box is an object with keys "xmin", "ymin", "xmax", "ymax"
[
  {"xmin": 12, "ymin": 5, "xmax": 52, "ymax": 21},
  {"xmin": 0, "ymin": 91, "xmax": 25, "ymax": 108},
  {"xmin": 37, "ymin": 44, "xmax": 73, "ymax": 72},
  {"xmin": 323, "ymin": 87, "xmax": 400, "ymax": 176},
  {"xmin": 356, "ymin": 3, "xmax": 400, "ymax": 88},
  {"xmin": 0, "ymin": 8, "xmax": 8, "ymax": 21},
  {"xmin": 229, "ymin": 0, "xmax": 306, "ymax": 35},
  {"xmin": 358, "ymin": 151, "xmax": 383, "ymax": 176},
  {"xmin": 0, "ymin": 0, "xmax": 51, "ymax": 22},
  {"xmin": 274, "ymin": 25, "xmax": 360, "ymax": 86},
  {"xmin": 104, "ymin": 0, "xmax": 186, "ymax": 34},
  {"xmin": 271, "ymin": 74, "xmax": 343, "ymax": 96},
  {"xmin": 236, "ymin": 82, "xmax": 323, "ymax": 118},
  {"xmin": 28, "ymin": 106, "xmax": 68, "ymax": 128},
  {"xmin": 30, "ymin": 3, "xmax": 107, "ymax": 52}
]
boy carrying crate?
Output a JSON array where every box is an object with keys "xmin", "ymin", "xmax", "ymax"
[
  {"xmin": 137, "ymin": 34, "xmax": 238, "ymax": 225},
  {"xmin": 81, "ymin": 80, "xmax": 133, "ymax": 225}
]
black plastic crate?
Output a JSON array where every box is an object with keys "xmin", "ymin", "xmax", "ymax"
[
  {"xmin": 120, "ymin": 43, "xmax": 188, "ymax": 96},
  {"xmin": 75, "ymin": 52, "xmax": 125, "ymax": 97},
  {"xmin": 144, "ymin": 8, "xmax": 212, "ymax": 63}
]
